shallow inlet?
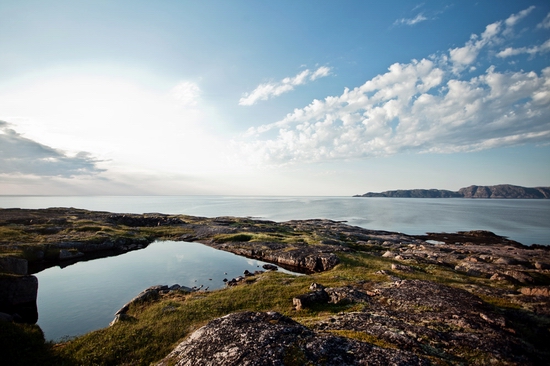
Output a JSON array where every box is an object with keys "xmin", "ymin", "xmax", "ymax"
[{"xmin": 35, "ymin": 241, "xmax": 300, "ymax": 341}]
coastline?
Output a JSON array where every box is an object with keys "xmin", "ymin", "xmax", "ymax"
[{"xmin": 1, "ymin": 208, "xmax": 550, "ymax": 365}]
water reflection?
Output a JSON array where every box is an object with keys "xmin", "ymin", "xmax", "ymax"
[{"xmin": 36, "ymin": 241, "xmax": 300, "ymax": 341}]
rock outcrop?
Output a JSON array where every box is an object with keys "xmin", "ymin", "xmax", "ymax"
[
  {"xmin": 157, "ymin": 311, "xmax": 429, "ymax": 366},
  {"xmin": 0, "ymin": 275, "xmax": 38, "ymax": 323},
  {"xmin": 312, "ymin": 279, "xmax": 547, "ymax": 365},
  {"xmin": 355, "ymin": 184, "xmax": 550, "ymax": 199}
]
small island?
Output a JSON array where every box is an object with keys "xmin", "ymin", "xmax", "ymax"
[
  {"xmin": 354, "ymin": 184, "xmax": 550, "ymax": 198},
  {"xmin": 1, "ymin": 208, "xmax": 549, "ymax": 365}
]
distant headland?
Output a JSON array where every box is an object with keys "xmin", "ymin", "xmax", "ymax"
[{"xmin": 354, "ymin": 184, "xmax": 550, "ymax": 199}]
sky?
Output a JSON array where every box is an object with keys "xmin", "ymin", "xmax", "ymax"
[{"xmin": 0, "ymin": 0, "xmax": 549, "ymax": 196}]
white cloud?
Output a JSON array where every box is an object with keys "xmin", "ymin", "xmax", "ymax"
[
  {"xmin": 239, "ymin": 66, "xmax": 332, "ymax": 106},
  {"xmin": 505, "ymin": 5, "xmax": 535, "ymax": 28},
  {"xmin": 497, "ymin": 39, "xmax": 550, "ymax": 58},
  {"xmin": 449, "ymin": 21, "xmax": 501, "ymax": 70},
  {"xmin": 310, "ymin": 66, "xmax": 332, "ymax": 81},
  {"xmin": 393, "ymin": 13, "xmax": 427, "ymax": 26},
  {"xmin": 537, "ymin": 12, "xmax": 550, "ymax": 29},
  {"xmin": 170, "ymin": 81, "xmax": 201, "ymax": 107},
  {"xmin": 237, "ymin": 9, "xmax": 550, "ymax": 166}
]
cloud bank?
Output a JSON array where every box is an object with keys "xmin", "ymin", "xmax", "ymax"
[
  {"xmin": 0, "ymin": 121, "xmax": 103, "ymax": 177},
  {"xmin": 239, "ymin": 66, "xmax": 332, "ymax": 106},
  {"xmin": 239, "ymin": 8, "xmax": 550, "ymax": 165}
]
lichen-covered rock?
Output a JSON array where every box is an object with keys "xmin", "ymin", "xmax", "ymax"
[
  {"xmin": 314, "ymin": 280, "xmax": 547, "ymax": 365},
  {"xmin": 157, "ymin": 311, "xmax": 428, "ymax": 366},
  {"xmin": 325, "ymin": 286, "xmax": 370, "ymax": 305}
]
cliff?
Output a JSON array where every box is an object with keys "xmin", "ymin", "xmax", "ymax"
[{"xmin": 355, "ymin": 184, "xmax": 550, "ymax": 198}]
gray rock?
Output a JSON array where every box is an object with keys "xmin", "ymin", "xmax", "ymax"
[
  {"xmin": 392, "ymin": 263, "xmax": 414, "ymax": 272},
  {"xmin": 293, "ymin": 290, "xmax": 330, "ymax": 310},
  {"xmin": 59, "ymin": 249, "xmax": 85, "ymax": 260},
  {"xmin": 504, "ymin": 270, "xmax": 534, "ymax": 284},
  {"xmin": 0, "ymin": 257, "xmax": 28, "ymax": 275},
  {"xmin": 157, "ymin": 311, "xmax": 429, "ymax": 366},
  {"xmin": 109, "ymin": 313, "xmax": 135, "ymax": 326},
  {"xmin": 325, "ymin": 286, "xmax": 370, "ymax": 305},
  {"xmin": 115, "ymin": 286, "xmax": 162, "ymax": 315},
  {"xmin": 0, "ymin": 275, "xmax": 38, "ymax": 323}
]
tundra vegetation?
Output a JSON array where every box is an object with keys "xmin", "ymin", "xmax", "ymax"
[{"xmin": 0, "ymin": 208, "xmax": 549, "ymax": 365}]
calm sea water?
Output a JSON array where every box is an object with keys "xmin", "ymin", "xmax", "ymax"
[{"xmin": 1, "ymin": 195, "xmax": 548, "ymax": 245}]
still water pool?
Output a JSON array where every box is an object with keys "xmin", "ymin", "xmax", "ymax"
[{"xmin": 35, "ymin": 241, "xmax": 299, "ymax": 341}]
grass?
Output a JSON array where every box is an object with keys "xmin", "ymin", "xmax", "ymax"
[
  {"xmin": 54, "ymin": 271, "xmax": 311, "ymax": 365},
  {"xmin": 213, "ymin": 231, "xmax": 315, "ymax": 245}
]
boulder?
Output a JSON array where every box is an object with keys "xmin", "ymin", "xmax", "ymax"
[
  {"xmin": 115, "ymin": 286, "xmax": 164, "ymax": 315},
  {"xmin": 293, "ymin": 290, "xmax": 329, "ymax": 310},
  {"xmin": 157, "ymin": 311, "xmax": 428, "ymax": 366},
  {"xmin": 109, "ymin": 313, "xmax": 135, "ymax": 326}
]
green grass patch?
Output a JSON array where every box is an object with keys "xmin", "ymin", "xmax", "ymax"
[{"xmin": 0, "ymin": 226, "xmax": 33, "ymax": 243}]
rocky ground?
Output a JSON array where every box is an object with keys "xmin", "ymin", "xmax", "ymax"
[{"xmin": 1, "ymin": 208, "xmax": 549, "ymax": 365}]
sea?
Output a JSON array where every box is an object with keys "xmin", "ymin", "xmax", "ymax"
[
  {"xmin": 1, "ymin": 195, "xmax": 549, "ymax": 341},
  {"xmin": 1, "ymin": 195, "xmax": 548, "ymax": 245}
]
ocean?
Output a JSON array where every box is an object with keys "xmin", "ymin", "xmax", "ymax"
[{"xmin": 1, "ymin": 195, "xmax": 548, "ymax": 245}]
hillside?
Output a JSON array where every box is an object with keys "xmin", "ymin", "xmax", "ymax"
[{"xmin": 355, "ymin": 184, "xmax": 550, "ymax": 198}]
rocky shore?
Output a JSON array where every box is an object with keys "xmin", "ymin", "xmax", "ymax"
[{"xmin": 1, "ymin": 208, "xmax": 549, "ymax": 365}]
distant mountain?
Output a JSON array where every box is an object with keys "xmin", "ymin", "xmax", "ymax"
[{"xmin": 354, "ymin": 184, "xmax": 550, "ymax": 199}]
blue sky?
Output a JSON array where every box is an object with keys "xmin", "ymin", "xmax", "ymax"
[{"xmin": 1, "ymin": 0, "xmax": 549, "ymax": 195}]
